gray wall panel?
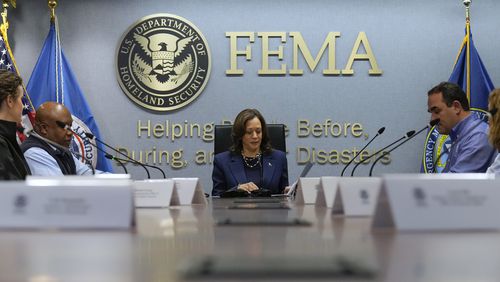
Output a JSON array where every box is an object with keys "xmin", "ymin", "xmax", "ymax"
[{"xmin": 6, "ymin": 0, "xmax": 499, "ymax": 191}]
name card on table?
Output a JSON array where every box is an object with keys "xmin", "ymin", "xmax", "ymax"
[
  {"xmin": 372, "ymin": 174, "xmax": 499, "ymax": 231},
  {"xmin": 294, "ymin": 177, "xmax": 321, "ymax": 205},
  {"xmin": 332, "ymin": 177, "xmax": 381, "ymax": 216},
  {"xmin": 134, "ymin": 179, "xmax": 180, "ymax": 208},
  {"xmin": 316, "ymin": 177, "xmax": 340, "ymax": 208},
  {"xmin": 172, "ymin": 178, "xmax": 207, "ymax": 205},
  {"xmin": 0, "ymin": 179, "xmax": 133, "ymax": 230}
]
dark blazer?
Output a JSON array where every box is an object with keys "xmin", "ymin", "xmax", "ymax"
[
  {"xmin": 0, "ymin": 120, "xmax": 30, "ymax": 180},
  {"xmin": 212, "ymin": 150, "xmax": 289, "ymax": 196}
]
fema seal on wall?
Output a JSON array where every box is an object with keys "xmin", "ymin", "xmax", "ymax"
[{"xmin": 116, "ymin": 14, "xmax": 211, "ymax": 112}]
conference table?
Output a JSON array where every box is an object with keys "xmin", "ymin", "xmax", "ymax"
[{"xmin": 1, "ymin": 198, "xmax": 500, "ymax": 282}]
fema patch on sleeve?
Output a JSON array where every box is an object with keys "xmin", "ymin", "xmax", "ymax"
[{"xmin": 116, "ymin": 13, "xmax": 211, "ymax": 112}]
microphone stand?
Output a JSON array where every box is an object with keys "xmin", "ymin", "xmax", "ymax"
[
  {"xmin": 57, "ymin": 121, "xmax": 154, "ymax": 178},
  {"xmin": 72, "ymin": 134, "xmax": 129, "ymax": 175},
  {"xmin": 89, "ymin": 147, "xmax": 128, "ymax": 174},
  {"xmin": 369, "ymin": 125, "xmax": 429, "ymax": 176},
  {"xmin": 81, "ymin": 132, "xmax": 160, "ymax": 179},
  {"xmin": 106, "ymin": 155, "xmax": 166, "ymax": 179},
  {"xmin": 350, "ymin": 130, "xmax": 415, "ymax": 176},
  {"xmin": 340, "ymin": 127, "xmax": 385, "ymax": 177}
]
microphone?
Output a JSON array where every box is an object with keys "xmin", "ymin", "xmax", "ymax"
[
  {"xmin": 55, "ymin": 121, "xmax": 140, "ymax": 177},
  {"xmin": 56, "ymin": 121, "xmax": 166, "ymax": 179},
  {"xmin": 340, "ymin": 126, "xmax": 385, "ymax": 177},
  {"xmin": 102, "ymin": 154, "xmax": 128, "ymax": 175},
  {"xmin": 368, "ymin": 122, "xmax": 436, "ymax": 176},
  {"xmin": 350, "ymin": 130, "xmax": 415, "ymax": 176},
  {"xmin": 55, "ymin": 123, "xmax": 128, "ymax": 175},
  {"xmin": 104, "ymin": 154, "xmax": 128, "ymax": 174},
  {"xmin": 105, "ymin": 155, "xmax": 166, "ymax": 178},
  {"xmin": 18, "ymin": 126, "xmax": 95, "ymax": 175}
]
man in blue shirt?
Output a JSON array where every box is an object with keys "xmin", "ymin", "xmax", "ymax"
[
  {"xmin": 427, "ymin": 82, "xmax": 497, "ymax": 172},
  {"xmin": 21, "ymin": 102, "xmax": 103, "ymax": 176}
]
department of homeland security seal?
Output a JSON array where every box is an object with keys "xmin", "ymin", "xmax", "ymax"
[{"xmin": 116, "ymin": 14, "xmax": 211, "ymax": 112}]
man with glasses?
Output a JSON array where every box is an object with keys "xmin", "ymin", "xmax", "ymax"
[
  {"xmin": 21, "ymin": 102, "xmax": 103, "ymax": 176},
  {"xmin": 427, "ymin": 82, "xmax": 497, "ymax": 172}
]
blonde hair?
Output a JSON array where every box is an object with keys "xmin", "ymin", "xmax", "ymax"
[{"xmin": 488, "ymin": 89, "xmax": 500, "ymax": 150}]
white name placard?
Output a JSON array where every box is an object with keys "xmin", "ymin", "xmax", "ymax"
[
  {"xmin": 172, "ymin": 178, "xmax": 207, "ymax": 205},
  {"xmin": 0, "ymin": 179, "xmax": 133, "ymax": 230},
  {"xmin": 294, "ymin": 177, "xmax": 321, "ymax": 205},
  {"xmin": 134, "ymin": 179, "xmax": 179, "ymax": 208},
  {"xmin": 333, "ymin": 177, "xmax": 381, "ymax": 216},
  {"xmin": 372, "ymin": 174, "xmax": 500, "ymax": 231},
  {"xmin": 316, "ymin": 176, "xmax": 340, "ymax": 207}
]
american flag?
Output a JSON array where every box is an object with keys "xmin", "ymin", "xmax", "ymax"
[{"xmin": 0, "ymin": 30, "xmax": 35, "ymax": 140}]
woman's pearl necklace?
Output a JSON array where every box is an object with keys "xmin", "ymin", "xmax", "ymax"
[{"xmin": 242, "ymin": 152, "xmax": 262, "ymax": 168}]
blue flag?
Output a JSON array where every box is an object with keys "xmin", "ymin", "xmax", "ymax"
[
  {"xmin": 26, "ymin": 21, "xmax": 113, "ymax": 172},
  {"xmin": 422, "ymin": 21, "xmax": 494, "ymax": 173}
]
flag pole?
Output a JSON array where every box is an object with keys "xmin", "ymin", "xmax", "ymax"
[
  {"xmin": 1, "ymin": 0, "xmax": 15, "ymax": 28},
  {"xmin": 48, "ymin": 0, "xmax": 57, "ymax": 23},
  {"xmin": 48, "ymin": 0, "xmax": 64, "ymax": 104},
  {"xmin": 0, "ymin": 0, "xmax": 23, "ymax": 81},
  {"xmin": 464, "ymin": 0, "xmax": 471, "ymax": 23},
  {"xmin": 463, "ymin": 0, "xmax": 471, "ymax": 101},
  {"xmin": 1, "ymin": 3, "xmax": 8, "ymax": 29}
]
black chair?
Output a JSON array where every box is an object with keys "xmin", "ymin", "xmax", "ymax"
[{"xmin": 214, "ymin": 124, "xmax": 286, "ymax": 155}]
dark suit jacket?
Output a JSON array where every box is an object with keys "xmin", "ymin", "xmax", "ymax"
[
  {"xmin": 212, "ymin": 150, "xmax": 289, "ymax": 196},
  {"xmin": 0, "ymin": 120, "xmax": 30, "ymax": 180}
]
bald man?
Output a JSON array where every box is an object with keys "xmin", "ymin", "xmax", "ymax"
[{"xmin": 21, "ymin": 102, "xmax": 101, "ymax": 176}]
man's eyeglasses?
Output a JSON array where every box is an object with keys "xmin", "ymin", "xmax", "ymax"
[{"xmin": 55, "ymin": 121, "xmax": 72, "ymax": 130}]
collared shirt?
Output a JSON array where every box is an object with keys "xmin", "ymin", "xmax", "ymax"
[
  {"xmin": 487, "ymin": 153, "xmax": 500, "ymax": 174},
  {"xmin": 24, "ymin": 147, "xmax": 104, "ymax": 176},
  {"xmin": 443, "ymin": 114, "xmax": 497, "ymax": 173}
]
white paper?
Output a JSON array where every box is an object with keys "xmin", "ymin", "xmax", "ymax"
[
  {"xmin": 333, "ymin": 177, "xmax": 381, "ymax": 216},
  {"xmin": 372, "ymin": 174, "xmax": 500, "ymax": 231},
  {"xmin": 317, "ymin": 177, "xmax": 339, "ymax": 207},
  {"xmin": 0, "ymin": 180, "xmax": 133, "ymax": 229},
  {"xmin": 172, "ymin": 178, "xmax": 207, "ymax": 205},
  {"xmin": 294, "ymin": 177, "xmax": 321, "ymax": 205},
  {"xmin": 134, "ymin": 179, "xmax": 176, "ymax": 208}
]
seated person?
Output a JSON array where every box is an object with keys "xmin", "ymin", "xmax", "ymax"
[
  {"xmin": 427, "ymin": 82, "xmax": 496, "ymax": 172},
  {"xmin": 21, "ymin": 101, "xmax": 103, "ymax": 176},
  {"xmin": 0, "ymin": 70, "xmax": 31, "ymax": 180},
  {"xmin": 212, "ymin": 108, "xmax": 288, "ymax": 196},
  {"xmin": 487, "ymin": 89, "xmax": 500, "ymax": 174}
]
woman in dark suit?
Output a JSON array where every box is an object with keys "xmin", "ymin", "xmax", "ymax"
[
  {"xmin": 0, "ymin": 70, "xmax": 31, "ymax": 180},
  {"xmin": 212, "ymin": 109, "xmax": 288, "ymax": 196}
]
